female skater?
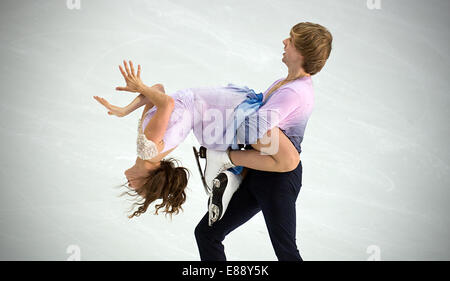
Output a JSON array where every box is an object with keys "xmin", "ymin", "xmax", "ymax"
[{"xmin": 94, "ymin": 60, "xmax": 301, "ymax": 219}]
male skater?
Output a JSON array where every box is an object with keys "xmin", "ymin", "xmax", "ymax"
[{"xmin": 194, "ymin": 22, "xmax": 333, "ymax": 261}]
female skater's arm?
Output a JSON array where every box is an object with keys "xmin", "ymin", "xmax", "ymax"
[
  {"xmin": 95, "ymin": 60, "xmax": 169, "ymax": 118},
  {"xmin": 122, "ymin": 83, "xmax": 164, "ymax": 115},
  {"xmin": 229, "ymin": 127, "xmax": 300, "ymax": 172},
  {"xmin": 123, "ymin": 94, "xmax": 149, "ymax": 115},
  {"xmin": 116, "ymin": 60, "xmax": 170, "ymax": 109},
  {"xmin": 142, "ymin": 97, "xmax": 174, "ymax": 145},
  {"xmin": 116, "ymin": 60, "xmax": 174, "ymax": 145},
  {"xmin": 93, "ymin": 92, "xmax": 150, "ymax": 117}
]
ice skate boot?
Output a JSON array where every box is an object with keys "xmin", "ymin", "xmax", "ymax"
[
  {"xmin": 203, "ymin": 147, "xmax": 236, "ymax": 189},
  {"xmin": 207, "ymin": 170, "xmax": 242, "ymax": 226},
  {"xmin": 192, "ymin": 146, "xmax": 236, "ymax": 194}
]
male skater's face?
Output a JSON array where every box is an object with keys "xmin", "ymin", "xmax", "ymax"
[{"xmin": 282, "ymin": 33, "xmax": 305, "ymax": 67}]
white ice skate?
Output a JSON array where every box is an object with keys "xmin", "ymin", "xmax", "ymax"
[
  {"xmin": 192, "ymin": 146, "xmax": 236, "ymax": 194},
  {"xmin": 193, "ymin": 146, "xmax": 242, "ymax": 226},
  {"xmin": 207, "ymin": 170, "xmax": 242, "ymax": 226},
  {"xmin": 204, "ymin": 148, "xmax": 236, "ymax": 189}
]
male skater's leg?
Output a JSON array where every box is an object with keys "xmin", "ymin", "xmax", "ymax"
[
  {"xmin": 249, "ymin": 161, "xmax": 303, "ymax": 261},
  {"xmin": 195, "ymin": 170, "xmax": 261, "ymax": 261}
]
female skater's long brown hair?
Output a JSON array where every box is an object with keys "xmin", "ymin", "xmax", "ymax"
[{"xmin": 121, "ymin": 158, "xmax": 190, "ymax": 219}]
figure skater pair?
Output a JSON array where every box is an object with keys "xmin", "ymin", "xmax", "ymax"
[{"xmin": 94, "ymin": 22, "xmax": 332, "ymax": 261}]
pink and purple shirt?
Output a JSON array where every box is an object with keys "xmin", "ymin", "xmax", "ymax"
[{"xmin": 236, "ymin": 76, "xmax": 315, "ymax": 153}]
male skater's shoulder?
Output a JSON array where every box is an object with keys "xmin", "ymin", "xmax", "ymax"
[{"xmin": 236, "ymin": 77, "xmax": 315, "ymax": 151}]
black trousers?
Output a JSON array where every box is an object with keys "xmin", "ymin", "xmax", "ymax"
[{"xmin": 195, "ymin": 161, "xmax": 303, "ymax": 261}]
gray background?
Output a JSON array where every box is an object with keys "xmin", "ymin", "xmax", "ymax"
[{"xmin": 0, "ymin": 0, "xmax": 449, "ymax": 260}]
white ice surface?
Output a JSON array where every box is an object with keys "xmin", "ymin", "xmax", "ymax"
[{"xmin": 0, "ymin": 0, "xmax": 449, "ymax": 260}]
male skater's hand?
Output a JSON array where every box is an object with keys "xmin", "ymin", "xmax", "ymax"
[{"xmin": 116, "ymin": 60, "xmax": 146, "ymax": 93}]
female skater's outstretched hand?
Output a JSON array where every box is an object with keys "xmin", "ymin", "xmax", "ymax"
[
  {"xmin": 116, "ymin": 60, "xmax": 145, "ymax": 93},
  {"xmin": 93, "ymin": 96, "xmax": 127, "ymax": 117}
]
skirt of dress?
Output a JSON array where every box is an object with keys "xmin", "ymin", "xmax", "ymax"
[{"xmin": 189, "ymin": 83, "xmax": 263, "ymax": 151}]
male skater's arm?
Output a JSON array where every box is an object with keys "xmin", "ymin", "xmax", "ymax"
[
  {"xmin": 231, "ymin": 87, "xmax": 301, "ymax": 172},
  {"xmin": 229, "ymin": 127, "xmax": 299, "ymax": 172}
]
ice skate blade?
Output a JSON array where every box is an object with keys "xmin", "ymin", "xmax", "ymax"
[
  {"xmin": 208, "ymin": 171, "xmax": 243, "ymax": 227},
  {"xmin": 192, "ymin": 146, "xmax": 212, "ymax": 195},
  {"xmin": 213, "ymin": 178, "xmax": 221, "ymax": 188},
  {"xmin": 207, "ymin": 173, "xmax": 228, "ymax": 226},
  {"xmin": 208, "ymin": 204, "xmax": 220, "ymax": 226}
]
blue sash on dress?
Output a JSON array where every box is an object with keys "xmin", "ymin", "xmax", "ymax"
[{"xmin": 224, "ymin": 83, "xmax": 264, "ymax": 175}]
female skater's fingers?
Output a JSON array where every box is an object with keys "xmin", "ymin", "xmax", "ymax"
[
  {"xmin": 101, "ymin": 98, "xmax": 112, "ymax": 108},
  {"xmin": 100, "ymin": 98, "xmax": 108, "ymax": 107},
  {"xmin": 119, "ymin": 65, "xmax": 127, "ymax": 79},
  {"xmin": 137, "ymin": 64, "xmax": 141, "ymax": 78},
  {"xmin": 93, "ymin": 96, "xmax": 110, "ymax": 110},
  {"xmin": 123, "ymin": 60, "xmax": 131, "ymax": 76},
  {"xmin": 116, "ymin": 86, "xmax": 129, "ymax": 91},
  {"xmin": 129, "ymin": 60, "xmax": 135, "ymax": 76},
  {"xmin": 93, "ymin": 96, "xmax": 104, "ymax": 105}
]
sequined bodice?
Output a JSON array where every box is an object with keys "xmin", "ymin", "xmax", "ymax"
[{"xmin": 136, "ymin": 117, "xmax": 158, "ymax": 160}]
